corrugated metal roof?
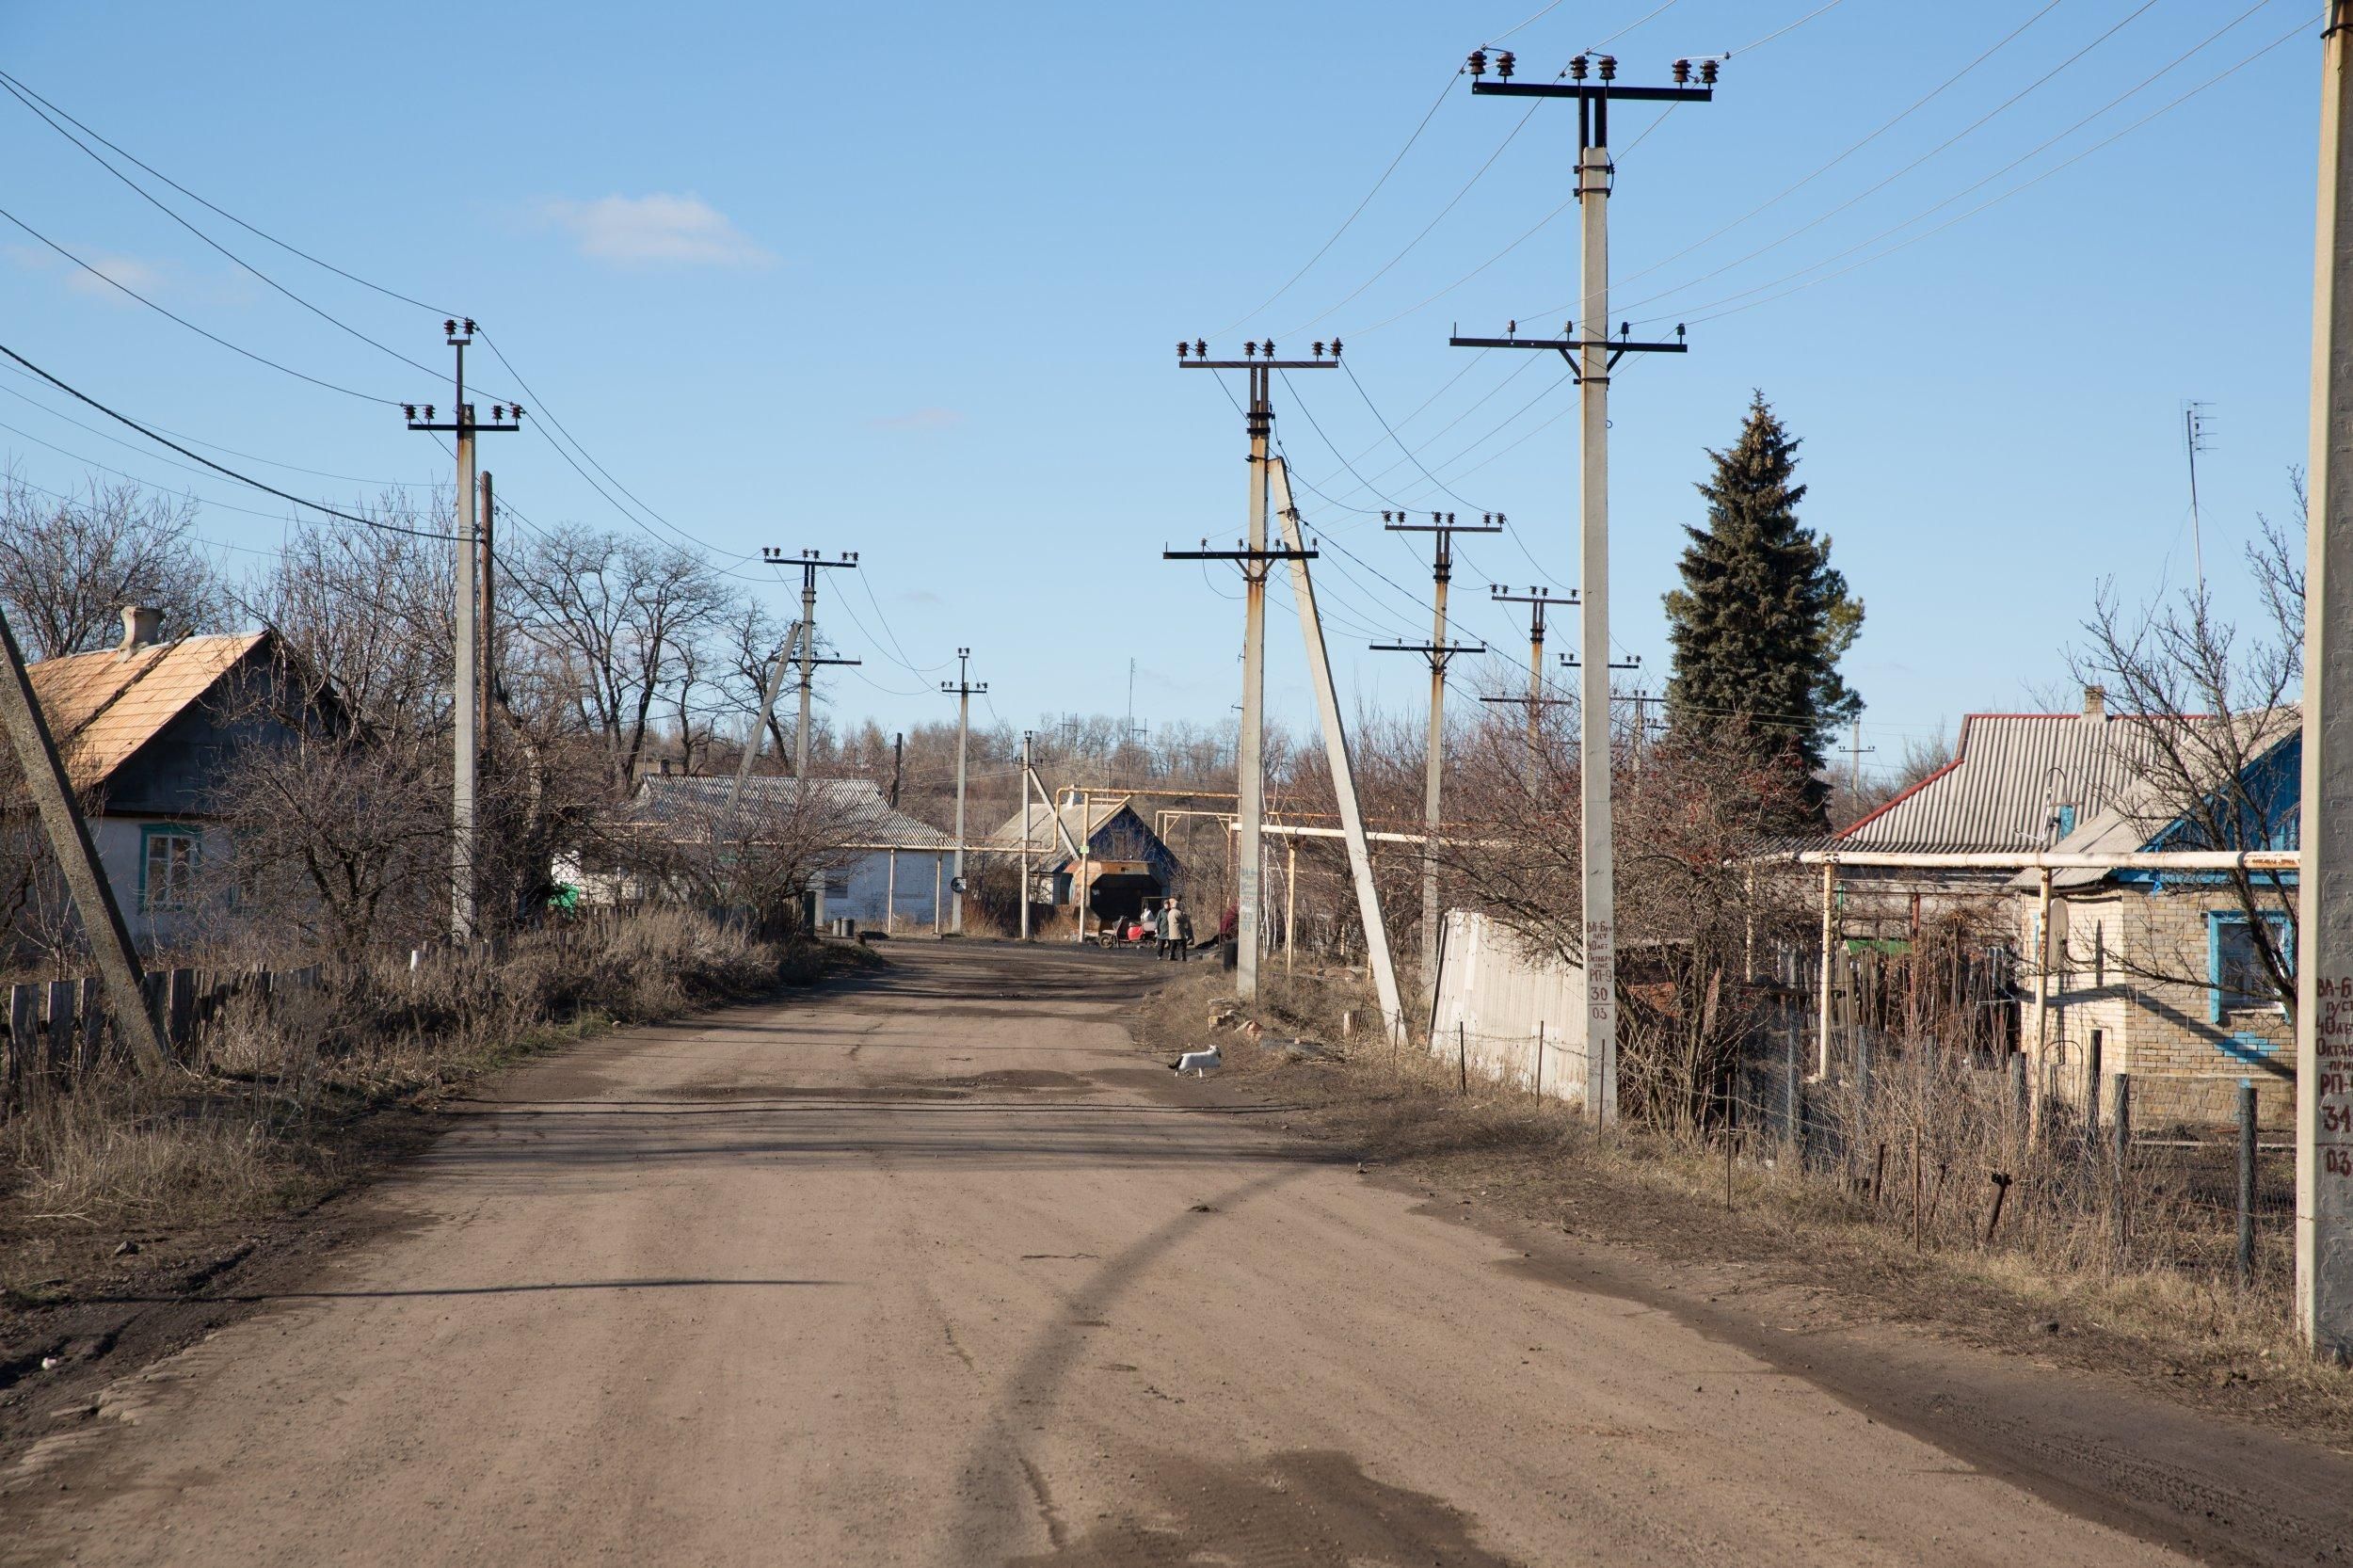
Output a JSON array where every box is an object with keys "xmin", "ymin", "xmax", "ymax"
[
  {"xmin": 632, "ymin": 775, "xmax": 956, "ymax": 848},
  {"xmin": 1833, "ymin": 712, "xmax": 2162, "ymax": 855},
  {"xmin": 26, "ymin": 632, "xmax": 269, "ymax": 791}
]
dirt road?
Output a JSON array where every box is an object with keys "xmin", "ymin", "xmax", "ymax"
[{"xmin": 4, "ymin": 942, "xmax": 2348, "ymax": 1565}]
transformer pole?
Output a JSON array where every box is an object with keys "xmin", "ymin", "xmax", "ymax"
[{"xmin": 1451, "ymin": 46, "xmax": 1715, "ymax": 1125}]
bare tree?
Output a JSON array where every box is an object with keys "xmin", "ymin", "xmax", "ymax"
[
  {"xmin": 0, "ymin": 468, "xmax": 226, "ymax": 657},
  {"xmin": 2067, "ymin": 477, "xmax": 2304, "ymax": 1021},
  {"xmin": 504, "ymin": 526, "xmax": 740, "ymax": 792}
]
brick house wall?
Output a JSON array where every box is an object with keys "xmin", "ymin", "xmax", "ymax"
[{"xmin": 2042, "ymin": 888, "xmax": 2293, "ymax": 1130}]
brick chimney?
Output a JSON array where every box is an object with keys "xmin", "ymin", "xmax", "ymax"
[
  {"xmin": 118, "ymin": 603, "xmax": 163, "ymax": 654},
  {"xmin": 2082, "ymin": 683, "xmax": 2106, "ymax": 724}
]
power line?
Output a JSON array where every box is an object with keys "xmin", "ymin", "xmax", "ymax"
[
  {"xmin": 0, "ymin": 342, "xmax": 458, "ymax": 541},
  {"xmin": 1610, "ymin": 0, "xmax": 2168, "ymax": 320},
  {"xmin": 0, "ymin": 202, "xmax": 401, "ymax": 407},
  {"xmin": 0, "ymin": 75, "xmax": 456, "ymax": 387},
  {"xmin": 1213, "ymin": 64, "xmax": 1462, "ymax": 336},
  {"xmin": 0, "ymin": 68, "xmax": 454, "ymax": 318},
  {"xmin": 1638, "ymin": 8, "xmax": 2313, "ymax": 329},
  {"xmin": 1288, "ymin": 91, "xmax": 1550, "ymax": 336}
]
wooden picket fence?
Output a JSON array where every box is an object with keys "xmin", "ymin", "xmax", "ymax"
[{"xmin": 0, "ymin": 962, "xmax": 324, "ymax": 1109}]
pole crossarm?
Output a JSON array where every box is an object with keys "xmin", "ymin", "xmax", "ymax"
[
  {"xmin": 1162, "ymin": 546, "xmax": 1319, "ymax": 561},
  {"xmin": 1561, "ymin": 653, "xmax": 1642, "ymax": 671},
  {"xmin": 1468, "ymin": 81, "xmax": 1712, "ymax": 104}
]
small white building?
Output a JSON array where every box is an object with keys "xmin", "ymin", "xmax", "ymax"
[{"xmin": 569, "ymin": 776, "xmax": 958, "ymax": 933}]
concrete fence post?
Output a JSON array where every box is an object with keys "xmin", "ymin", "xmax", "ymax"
[
  {"xmin": 2239, "ymin": 1078, "xmax": 2259, "ymax": 1288},
  {"xmin": 2111, "ymin": 1071, "xmax": 2133, "ymax": 1249}
]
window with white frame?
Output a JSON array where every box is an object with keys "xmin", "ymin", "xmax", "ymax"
[{"xmin": 141, "ymin": 826, "xmax": 200, "ymax": 911}]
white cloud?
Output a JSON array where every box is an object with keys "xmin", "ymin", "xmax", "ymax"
[
  {"xmin": 66, "ymin": 254, "xmax": 168, "ymax": 299},
  {"xmin": 867, "ymin": 408, "xmax": 965, "ymax": 433},
  {"xmin": 536, "ymin": 193, "xmax": 771, "ymax": 267},
  {"xmin": 7, "ymin": 244, "xmax": 170, "ymax": 302}
]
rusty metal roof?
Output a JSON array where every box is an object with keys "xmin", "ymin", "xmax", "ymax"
[
  {"xmin": 27, "ymin": 632, "xmax": 268, "ymax": 792},
  {"xmin": 1833, "ymin": 712, "xmax": 2163, "ymax": 856}
]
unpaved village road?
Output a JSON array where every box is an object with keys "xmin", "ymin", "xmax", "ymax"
[{"xmin": 4, "ymin": 942, "xmax": 2349, "ymax": 1566}]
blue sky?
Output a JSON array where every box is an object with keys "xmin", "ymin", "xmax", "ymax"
[{"xmin": 0, "ymin": 1, "xmax": 2325, "ymax": 782}]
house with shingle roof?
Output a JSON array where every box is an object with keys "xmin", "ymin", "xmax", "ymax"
[{"xmin": 21, "ymin": 606, "xmax": 327, "ymax": 950}]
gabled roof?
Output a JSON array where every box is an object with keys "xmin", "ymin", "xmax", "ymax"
[
  {"xmin": 27, "ymin": 632, "xmax": 272, "ymax": 792},
  {"xmin": 984, "ymin": 796, "xmax": 1144, "ymax": 862},
  {"xmin": 2013, "ymin": 709, "xmax": 2300, "ymax": 890},
  {"xmin": 1833, "ymin": 711, "xmax": 2165, "ymax": 856},
  {"xmin": 632, "ymin": 775, "xmax": 955, "ymax": 848}
]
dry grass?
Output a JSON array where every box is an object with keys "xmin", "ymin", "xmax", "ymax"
[
  {"xmin": 1142, "ymin": 964, "xmax": 2353, "ymax": 1445},
  {"xmin": 0, "ymin": 911, "xmax": 873, "ymax": 1262}
]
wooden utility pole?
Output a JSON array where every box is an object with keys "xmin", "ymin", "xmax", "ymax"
[
  {"xmin": 941, "ymin": 648, "xmax": 985, "ymax": 935},
  {"xmin": 0, "ymin": 604, "xmax": 169, "ymax": 1072},
  {"xmin": 406, "ymin": 318, "xmax": 520, "ymax": 940},
  {"xmin": 759, "ymin": 548, "xmax": 861, "ymax": 778},
  {"xmin": 2298, "ymin": 0, "xmax": 2353, "ymax": 1358},
  {"xmin": 1452, "ymin": 46, "xmax": 1715, "ymax": 1125},
  {"xmin": 1175, "ymin": 337, "xmax": 1340, "ymax": 1000},
  {"xmin": 1371, "ymin": 509, "xmax": 1498, "ymax": 999}
]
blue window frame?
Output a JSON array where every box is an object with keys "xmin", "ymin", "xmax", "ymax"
[{"xmin": 2208, "ymin": 910, "xmax": 2292, "ymax": 1023}]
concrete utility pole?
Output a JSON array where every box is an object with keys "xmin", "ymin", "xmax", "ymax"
[
  {"xmin": 1019, "ymin": 730, "xmax": 1033, "ymax": 941},
  {"xmin": 1481, "ymin": 585, "xmax": 1577, "ymax": 783},
  {"xmin": 0, "ymin": 603, "xmax": 170, "ymax": 1073},
  {"xmin": 478, "ymin": 471, "xmax": 497, "ymax": 749},
  {"xmin": 1173, "ymin": 336, "xmax": 1340, "ymax": 1000},
  {"xmin": 1848, "ymin": 720, "xmax": 1876, "ymax": 799},
  {"xmin": 1370, "ymin": 509, "xmax": 1498, "ymax": 995},
  {"xmin": 406, "ymin": 318, "xmax": 520, "ymax": 942},
  {"xmin": 731, "ymin": 620, "xmax": 806, "ymax": 811},
  {"xmin": 1267, "ymin": 458, "xmax": 1406, "ymax": 1038},
  {"xmin": 2298, "ymin": 0, "xmax": 2353, "ymax": 1359},
  {"xmin": 759, "ymin": 549, "xmax": 861, "ymax": 778},
  {"xmin": 1452, "ymin": 47, "xmax": 1715, "ymax": 1125},
  {"xmin": 941, "ymin": 648, "xmax": 986, "ymax": 935}
]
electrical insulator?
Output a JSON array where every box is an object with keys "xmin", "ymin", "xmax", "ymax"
[
  {"xmin": 1568, "ymin": 54, "xmax": 1588, "ymax": 80},
  {"xmin": 1597, "ymin": 55, "xmax": 1616, "ymax": 82},
  {"xmin": 424, "ymin": 405, "xmax": 435, "ymax": 421},
  {"xmin": 1244, "ymin": 340, "xmax": 1257, "ymax": 358},
  {"xmin": 402, "ymin": 405, "xmax": 416, "ymax": 420},
  {"xmin": 1497, "ymin": 50, "xmax": 1515, "ymax": 79},
  {"xmin": 1329, "ymin": 337, "xmax": 1342, "ymax": 358},
  {"xmin": 1176, "ymin": 341, "xmax": 1189, "ymax": 358},
  {"xmin": 463, "ymin": 318, "xmax": 476, "ymax": 334},
  {"xmin": 1194, "ymin": 338, "xmax": 1207, "ymax": 357},
  {"xmin": 1466, "ymin": 49, "xmax": 1486, "ymax": 76},
  {"xmin": 1700, "ymin": 58, "xmax": 1719, "ymax": 85},
  {"xmin": 1264, "ymin": 340, "xmax": 1275, "ymax": 357},
  {"xmin": 442, "ymin": 319, "xmax": 456, "ymax": 335},
  {"xmin": 1673, "ymin": 58, "xmax": 1689, "ymax": 85},
  {"xmin": 1312, "ymin": 341, "xmax": 1326, "ymax": 358}
]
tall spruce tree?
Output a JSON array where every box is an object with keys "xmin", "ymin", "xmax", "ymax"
[{"xmin": 1662, "ymin": 392, "xmax": 1862, "ymax": 829}]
